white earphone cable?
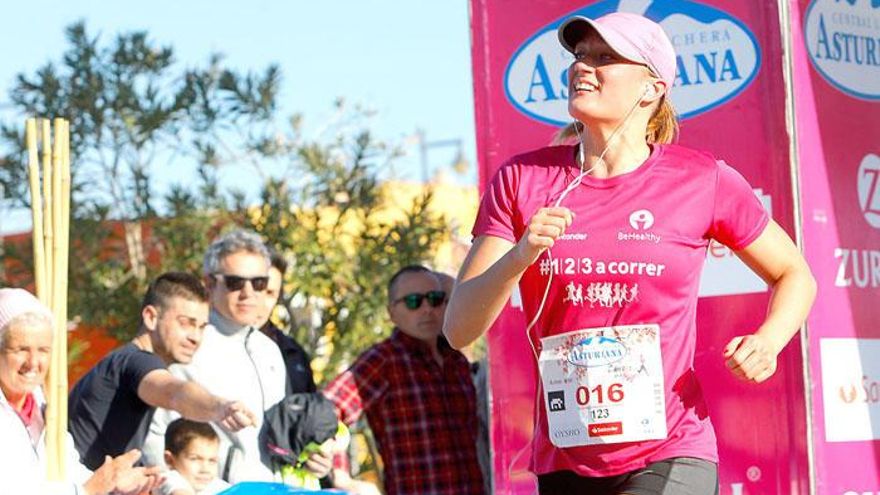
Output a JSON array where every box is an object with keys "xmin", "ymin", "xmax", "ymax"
[
  {"xmin": 522, "ymin": 90, "xmax": 646, "ymax": 361},
  {"xmin": 505, "ymin": 87, "xmax": 650, "ymax": 493}
]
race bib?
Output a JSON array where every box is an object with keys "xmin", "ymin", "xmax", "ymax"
[{"xmin": 539, "ymin": 324, "xmax": 667, "ymax": 447}]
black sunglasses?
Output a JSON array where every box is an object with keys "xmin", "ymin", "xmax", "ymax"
[
  {"xmin": 393, "ymin": 290, "xmax": 447, "ymax": 310},
  {"xmin": 212, "ymin": 274, "xmax": 269, "ymax": 292}
]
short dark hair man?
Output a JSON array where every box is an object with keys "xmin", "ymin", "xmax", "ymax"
[
  {"xmin": 323, "ymin": 264, "xmax": 484, "ymax": 495},
  {"xmin": 69, "ymin": 272, "xmax": 256, "ymax": 470}
]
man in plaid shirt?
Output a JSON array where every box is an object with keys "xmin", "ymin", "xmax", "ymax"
[{"xmin": 323, "ymin": 265, "xmax": 485, "ymax": 495}]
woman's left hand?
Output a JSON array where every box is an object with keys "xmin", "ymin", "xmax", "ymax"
[{"xmin": 722, "ymin": 334, "xmax": 780, "ymax": 383}]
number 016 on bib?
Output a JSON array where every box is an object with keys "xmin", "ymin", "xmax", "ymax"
[{"xmin": 539, "ymin": 324, "xmax": 667, "ymax": 447}]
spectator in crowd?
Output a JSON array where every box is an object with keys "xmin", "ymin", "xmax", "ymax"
[
  {"xmin": 159, "ymin": 418, "xmax": 230, "ymax": 495},
  {"xmin": 1, "ymin": 287, "xmax": 162, "ymax": 495},
  {"xmin": 144, "ymin": 230, "xmax": 332, "ymax": 483},
  {"xmin": 256, "ymin": 249, "xmax": 316, "ymax": 394},
  {"xmin": 323, "ymin": 264, "xmax": 484, "ymax": 495},
  {"xmin": 435, "ymin": 271, "xmax": 493, "ymax": 495},
  {"xmin": 69, "ymin": 272, "xmax": 256, "ymax": 470}
]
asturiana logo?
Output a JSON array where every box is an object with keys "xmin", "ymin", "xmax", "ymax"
[
  {"xmin": 805, "ymin": 0, "xmax": 880, "ymax": 100},
  {"xmin": 568, "ymin": 336, "xmax": 627, "ymax": 367},
  {"xmin": 503, "ymin": 0, "xmax": 761, "ymax": 125}
]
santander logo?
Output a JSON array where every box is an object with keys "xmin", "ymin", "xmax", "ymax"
[
  {"xmin": 504, "ymin": 0, "xmax": 761, "ymax": 125},
  {"xmin": 840, "ymin": 384, "xmax": 860, "ymax": 403},
  {"xmin": 805, "ymin": 0, "xmax": 880, "ymax": 100},
  {"xmin": 838, "ymin": 375, "xmax": 880, "ymax": 404}
]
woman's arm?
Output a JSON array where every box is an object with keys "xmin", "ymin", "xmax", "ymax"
[
  {"xmin": 443, "ymin": 207, "xmax": 573, "ymax": 349},
  {"xmin": 725, "ymin": 219, "xmax": 817, "ymax": 383}
]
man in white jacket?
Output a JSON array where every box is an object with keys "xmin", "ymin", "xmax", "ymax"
[
  {"xmin": 0, "ymin": 287, "xmax": 161, "ymax": 495},
  {"xmin": 144, "ymin": 230, "xmax": 333, "ymax": 484}
]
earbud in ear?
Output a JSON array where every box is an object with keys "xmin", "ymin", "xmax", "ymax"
[{"xmin": 644, "ymin": 84, "xmax": 655, "ymax": 97}]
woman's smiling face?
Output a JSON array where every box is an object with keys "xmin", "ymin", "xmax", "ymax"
[
  {"xmin": 567, "ymin": 31, "xmax": 654, "ymax": 124},
  {"xmin": 0, "ymin": 316, "xmax": 53, "ymax": 407}
]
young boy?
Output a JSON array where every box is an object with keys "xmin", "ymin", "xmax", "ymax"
[{"xmin": 159, "ymin": 419, "xmax": 230, "ymax": 495}]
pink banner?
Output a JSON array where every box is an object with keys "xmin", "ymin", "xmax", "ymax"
[
  {"xmin": 793, "ymin": 0, "xmax": 880, "ymax": 493},
  {"xmin": 470, "ymin": 1, "xmax": 810, "ymax": 493}
]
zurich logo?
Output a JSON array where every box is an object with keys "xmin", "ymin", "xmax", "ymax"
[
  {"xmin": 805, "ymin": 0, "xmax": 880, "ymax": 100},
  {"xmin": 568, "ymin": 336, "xmax": 628, "ymax": 368},
  {"xmin": 857, "ymin": 154, "xmax": 880, "ymax": 228},
  {"xmin": 504, "ymin": 0, "xmax": 761, "ymax": 124}
]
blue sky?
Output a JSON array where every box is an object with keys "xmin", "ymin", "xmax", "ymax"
[{"xmin": 0, "ymin": 0, "xmax": 477, "ymax": 232}]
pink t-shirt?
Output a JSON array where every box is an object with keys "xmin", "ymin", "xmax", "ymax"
[{"xmin": 473, "ymin": 143, "xmax": 769, "ymax": 477}]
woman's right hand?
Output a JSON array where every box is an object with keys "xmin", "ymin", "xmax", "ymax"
[
  {"xmin": 84, "ymin": 449, "xmax": 162, "ymax": 495},
  {"xmin": 515, "ymin": 207, "xmax": 574, "ymax": 266}
]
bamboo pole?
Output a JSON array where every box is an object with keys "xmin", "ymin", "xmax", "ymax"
[
  {"xmin": 44, "ymin": 119, "xmax": 61, "ymax": 480},
  {"xmin": 28, "ymin": 117, "xmax": 71, "ymax": 481},
  {"xmin": 56, "ymin": 120, "xmax": 71, "ymax": 477},
  {"xmin": 41, "ymin": 119, "xmax": 56, "ymax": 475},
  {"xmin": 25, "ymin": 119, "xmax": 45, "ymax": 297},
  {"xmin": 40, "ymin": 119, "xmax": 53, "ymax": 308}
]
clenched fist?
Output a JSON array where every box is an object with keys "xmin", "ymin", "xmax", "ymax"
[
  {"xmin": 515, "ymin": 207, "xmax": 574, "ymax": 266},
  {"xmin": 723, "ymin": 334, "xmax": 780, "ymax": 383}
]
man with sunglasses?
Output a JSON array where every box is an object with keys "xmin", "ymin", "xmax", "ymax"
[
  {"xmin": 68, "ymin": 272, "xmax": 258, "ymax": 470},
  {"xmin": 323, "ymin": 265, "xmax": 485, "ymax": 495},
  {"xmin": 143, "ymin": 230, "xmax": 334, "ymax": 484}
]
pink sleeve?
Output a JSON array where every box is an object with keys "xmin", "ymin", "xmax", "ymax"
[
  {"xmin": 472, "ymin": 163, "xmax": 519, "ymax": 242},
  {"xmin": 709, "ymin": 161, "xmax": 770, "ymax": 250}
]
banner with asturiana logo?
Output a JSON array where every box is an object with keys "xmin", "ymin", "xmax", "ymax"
[
  {"xmin": 504, "ymin": 0, "xmax": 761, "ymax": 124},
  {"xmin": 804, "ymin": 0, "xmax": 880, "ymax": 100},
  {"xmin": 470, "ymin": 0, "xmax": 807, "ymax": 494},
  {"xmin": 795, "ymin": 0, "xmax": 880, "ymax": 493}
]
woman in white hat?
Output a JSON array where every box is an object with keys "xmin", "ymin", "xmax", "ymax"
[
  {"xmin": 443, "ymin": 11, "xmax": 816, "ymax": 495},
  {"xmin": 0, "ymin": 287, "xmax": 162, "ymax": 494}
]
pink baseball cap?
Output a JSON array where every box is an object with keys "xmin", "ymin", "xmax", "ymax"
[
  {"xmin": 0, "ymin": 288, "xmax": 53, "ymax": 332},
  {"xmin": 558, "ymin": 12, "xmax": 677, "ymax": 92}
]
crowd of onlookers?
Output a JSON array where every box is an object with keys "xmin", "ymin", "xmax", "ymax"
[{"xmin": 1, "ymin": 229, "xmax": 488, "ymax": 495}]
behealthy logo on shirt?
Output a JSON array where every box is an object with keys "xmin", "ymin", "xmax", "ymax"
[
  {"xmin": 628, "ymin": 209, "xmax": 655, "ymax": 230},
  {"xmin": 619, "ymin": 209, "xmax": 661, "ymax": 243}
]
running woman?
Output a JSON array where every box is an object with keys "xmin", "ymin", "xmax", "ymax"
[{"xmin": 443, "ymin": 12, "xmax": 816, "ymax": 495}]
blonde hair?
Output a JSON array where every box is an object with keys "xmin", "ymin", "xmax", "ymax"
[
  {"xmin": 645, "ymin": 97, "xmax": 679, "ymax": 144},
  {"xmin": 553, "ymin": 96, "xmax": 679, "ymax": 146}
]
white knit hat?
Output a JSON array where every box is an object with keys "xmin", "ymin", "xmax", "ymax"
[{"xmin": 0, "ymin": 288, "xmax": 54, "ymax": 332}]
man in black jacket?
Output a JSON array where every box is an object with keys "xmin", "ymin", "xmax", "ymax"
[{"xmin": 257, "ymin": 250, "xmax": 316, "ymax": 394}]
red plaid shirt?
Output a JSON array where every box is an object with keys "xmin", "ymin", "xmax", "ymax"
[{"xmin": 323, "ymin": 329, "xmax": 484, "ymax": 495}]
